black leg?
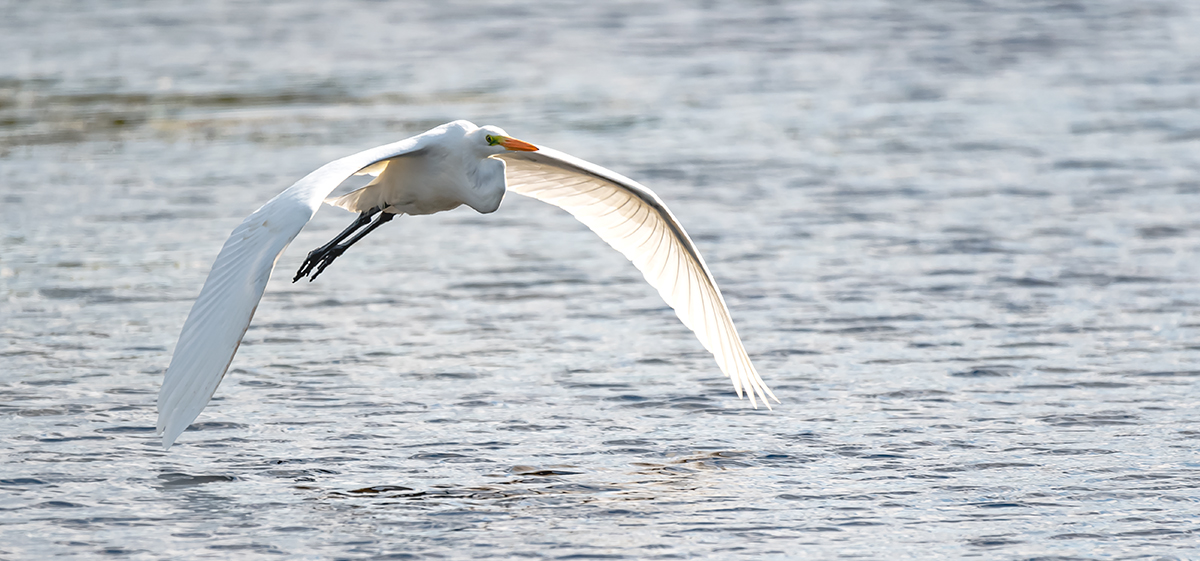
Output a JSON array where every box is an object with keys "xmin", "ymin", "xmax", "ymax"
[
  {"xmin": 294, "ymin": 209, "xmax": 397, "ymax": 282},
  {"xmin": 294, "ymin": 208, "xmax": 379, "ymax": 282}
]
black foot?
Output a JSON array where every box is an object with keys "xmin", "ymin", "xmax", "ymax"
[
  {"xmin": 292, "ymin": 208, "xmax": 396, "ymax": 283},
  {"xmin": 294, "ymin": 244, "xmax": 347, "ymax": 282}
]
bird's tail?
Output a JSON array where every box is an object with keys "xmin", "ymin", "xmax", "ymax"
[
  {"xmin": 326, "ymin": 158, "xmax": 393, "ymax": 213},
  {"xmin": 325, "ymin": 187, "xmax": 379, "ymax": 213}
]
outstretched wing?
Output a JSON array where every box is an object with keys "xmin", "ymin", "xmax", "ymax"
[
  {"xmin": 498, "ymin": 147, "xmax": 777, "ymax": 408},
  {"xmin": 157, "ymin": 134, "xmax": 433, "ymax": 449}
]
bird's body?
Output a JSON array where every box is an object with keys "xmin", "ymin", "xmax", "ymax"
[
  {"xmin": 328, "ymin": 122, "xmax": 508, "ymax": 216},
  {"xmin": 157, "ymin": 120, "xmax": 777, "ymax": 450}
]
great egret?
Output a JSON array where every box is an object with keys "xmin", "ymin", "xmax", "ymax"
[{"xmin": 157, "ymin": 120, "xmax": 777, "ymax": 449}]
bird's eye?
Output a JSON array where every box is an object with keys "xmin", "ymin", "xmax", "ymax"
[{"xmin": 485, "ymin": 135, "xmax": 495, "ymax": 145}]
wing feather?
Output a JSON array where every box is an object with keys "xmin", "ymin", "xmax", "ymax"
[
  {"xmin": 161, "ymin": 126, "xmax": 778, "ymax": 450},
  {"xmin": 157, "ymin": 131, "xmax": 438, "ymax": 449},
  {"xmin": 499, "ymin": 148, "xmax": 777, "ymax": 408}
]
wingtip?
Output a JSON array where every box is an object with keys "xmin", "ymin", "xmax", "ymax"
[
  {"xmin": 744, "ymin": 378, "xmax": 779, "ymax": 411},
  {"xmin": 158, "ymin": 415, "xmax": 183, "ymax": 451},
  {"xmin": 160, "ymin": 423, "xmax": 184, "ymax": 451}
]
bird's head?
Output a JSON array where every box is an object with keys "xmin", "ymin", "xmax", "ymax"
[{"xmin": 473, "ymin": 125, "xmax": 538, "ymax": 155}]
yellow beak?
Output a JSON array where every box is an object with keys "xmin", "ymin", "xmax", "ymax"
[{"xmin": 499, "ymin": 136, "xmax": 538, "ymax": 152}]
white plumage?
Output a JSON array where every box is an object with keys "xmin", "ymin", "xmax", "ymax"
[{"xmin": 157, "ymin": 120, "xmax": 777, "ymax": 450}]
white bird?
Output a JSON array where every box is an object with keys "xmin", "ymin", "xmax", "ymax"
[{"xmin": 157, "ymin": 120, "xmax": 777, "ymax": 449}]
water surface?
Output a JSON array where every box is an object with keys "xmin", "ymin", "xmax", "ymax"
[{"xmin": 2, "ymin": 1, "xmax": 1200, "ymax": 559}]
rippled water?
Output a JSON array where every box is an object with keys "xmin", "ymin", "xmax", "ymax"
[{"xmin": 4, "ymin": 1, "xmax": 1200, "ymax": 559}]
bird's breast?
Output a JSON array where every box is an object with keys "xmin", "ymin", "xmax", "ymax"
[
  {"xmin": 365, "ymin": 149, "xmax": 507, "ymax": 216},
  {"xmin": 466, "ymin": 157, "xmax": 507, "ymax": 214}
]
